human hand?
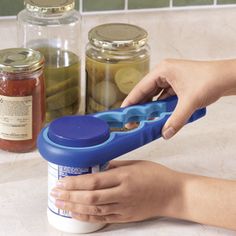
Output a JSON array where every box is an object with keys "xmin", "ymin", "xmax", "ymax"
[
  {"xmin": 50, "ymin": 160, "xmax": 236, "ymax": 229},
  {"xmin": 50, "ymin": 160, "xmax": 183, "ymax": 223},
  {"xmin": 122, "ymin": 59, "xmax": 236, "ymax": 139}
]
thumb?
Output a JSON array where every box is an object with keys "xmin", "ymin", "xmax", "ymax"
[{"xmin": 162, "ymin": 99, "xmax": 194, "ymax": 139}]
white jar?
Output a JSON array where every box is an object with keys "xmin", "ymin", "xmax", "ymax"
[
  {"xmin": 47, "ymin": 162, "xmax": 108, "ymax": 234},
  {"xmin": 38, "ymin": 110, "xmax": 111, "ymax": 233}
]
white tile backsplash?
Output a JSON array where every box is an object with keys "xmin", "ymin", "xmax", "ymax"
[
  {"xmin": 0, "ymin": 19, "xmax": 17, "ymax": 49},
  {"xmin": 1, "ymin": 7, "xmax": 236, "ymax": 67}
]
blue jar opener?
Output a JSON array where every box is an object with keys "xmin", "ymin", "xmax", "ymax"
[{"xmin": 38, "ymin": 96, "xmax": 206, "ymax": 168}]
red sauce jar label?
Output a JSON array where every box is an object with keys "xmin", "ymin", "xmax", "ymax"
[
  {"xmin": 0, "ymin": 95, "xmax": 33, "ymax": 140},
  {"xmin": 0, "ymin": 48, "xmax": 45, "ymax": 152}
]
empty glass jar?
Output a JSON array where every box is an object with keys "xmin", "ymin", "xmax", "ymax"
[
  {"xmin": 17, "ymin": 0, "xmax": 81, "ymax": 122},
  {"xmin": 86, "ymin": 23, "xmax": 150, "ymax": 114}
]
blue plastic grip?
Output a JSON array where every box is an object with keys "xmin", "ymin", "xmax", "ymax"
[
  {"xmin": 93, "ymin": 96, "xmax": 206, "ymax": 163},
  {"xmin": 93, "ymin": 96, "xmax": 178, "ymax": 128},
  {"xmin": 37, "ymin": 96, "xmax": 206, "ymax": 168}
]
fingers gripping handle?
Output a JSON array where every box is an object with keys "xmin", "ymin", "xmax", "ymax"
[
  {"xmin": 136, "ymin": 108, "xmax": 206, "ymax": 145},
  {"xmin": 105, "ymin": 95, "xmax": 178, "ymax": 114},
  {"xmin": 94, "ymin": 96, "xmax": 178, "ymax": 127},
  {"xmin": 112, "ymin": 108, "xmax": 206, "ymax": 154},
  {"xmin": 93, "ymin": 96, "xmax": 206, "ymax": 162}
]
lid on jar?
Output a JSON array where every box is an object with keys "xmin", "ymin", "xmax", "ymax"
[
  {"xmin": 88, "ymin": 23, "xmax": 148, "ymax": 51},
  {"xmin": 48, "ymin": 116, "xmax": 110, "ymax": 147},
  {"xmin": 24, "ymin": 0, "xmax": 75, "ymax": 15},
  {"xmin": 0, "ymin": 48, "xmax": 44, "ymax": 73}
]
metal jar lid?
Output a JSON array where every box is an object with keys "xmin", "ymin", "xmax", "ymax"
[
  {"xmin": 24, "ymin": 0, "xmax": 75, "ymax": 15},
  {"xmin": 88, "ymin": 23, "xmax": 148, "ymax": 51},
  {"xmin": 0, "ymin": 48, "xmax": 44, "ymax": 73}
]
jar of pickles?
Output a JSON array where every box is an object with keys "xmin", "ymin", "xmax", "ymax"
[
  {"xmin": 86, "ymin": 23, "xmax": 150, "ymax": 114},
  {"xmin": 17, "ymin": 0, "xmax": 81, "ymax": 122},
  {"xmin": 0, "ymin": 48, "xmax": 45, "ymax": 153}
]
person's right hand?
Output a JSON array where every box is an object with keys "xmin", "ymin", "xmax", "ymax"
[{"xmin": 122, "ymin": 59, "xmax": 236, "ymax": 139}]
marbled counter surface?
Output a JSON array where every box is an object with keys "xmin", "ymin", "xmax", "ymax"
[{"xmin": 0, "ymin": 96, "xmax": 235, "ymax": 236}]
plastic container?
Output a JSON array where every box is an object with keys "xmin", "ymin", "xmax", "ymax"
[
  {"xmin": 86, "ymin": 23, "xmax": 150, "ymax": 114},
  {"xmin": 38, "ymin": 96, "xmax": 206, "ymax": 233},
  {"xmin": 38, "ymin": 115, "xmax": 110, "ymax": 233},
  {"xmin": 0, "ymin": 48, "xmax": 45, "ymax": 153},
  {"xmin": 47, "ymin": 161, "xmax": 108, "ymax": 234},
  {"xmin": 17, "ymin": 0, "xmax": 81, "ymax": 122}
]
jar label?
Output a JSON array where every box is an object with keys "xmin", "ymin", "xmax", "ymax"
[
  {"xmin": 0, "ymin": 95, "xmax": 32, "ymax": 140},
  {"xmin": 48, "ymin": 162, "xmax": 108, "ymax": 218}
]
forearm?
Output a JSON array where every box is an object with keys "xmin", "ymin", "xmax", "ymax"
[
  {"xmin": 215, "ymin": 59, "xmax": 236, "ymax": 96},
  {"xmin": 165, "ymin": 172, "xmax": 236, "ymax": 230}
]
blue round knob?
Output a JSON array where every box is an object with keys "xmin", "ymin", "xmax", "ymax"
[{"xmin": 48, "ymin": 116, "xmax": 110, "ymax": 147}]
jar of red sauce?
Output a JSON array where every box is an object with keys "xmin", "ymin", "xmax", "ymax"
[{"xmin": 0, "ymin": 48, "xmax": 45, "ymax": 152}]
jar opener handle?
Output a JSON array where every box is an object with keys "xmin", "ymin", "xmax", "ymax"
[{"xmin": 92, "ymin": 96, "xmax": 206, "ymax": 164}]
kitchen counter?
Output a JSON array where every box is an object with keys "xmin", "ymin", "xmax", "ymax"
[{"xmin": 0, "ymin": 96, "xmax": 235, "ymax": 236}]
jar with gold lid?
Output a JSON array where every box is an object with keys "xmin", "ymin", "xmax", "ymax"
[
  {"xmin": 17, "ymin": 0, "xmax": 81, "ymax": 122},
  {"xmin": 0, "ymin": 48, "xmax": 45, "ymax": 153},
  {"xmin": 86, "ymin": 23, "xmax": 150, "ymax": 114}
]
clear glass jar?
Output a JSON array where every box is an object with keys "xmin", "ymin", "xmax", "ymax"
[
  {"xmin": 86, "ymin": 23, "xmax": 150, "ymax": 114},
  {"xmin": 0, "ymin": 48, "xmax": 45, "ymax": 153},
  {"xmin": 17, "ymin": 0, "xmax": 81, "ymax": 122}
]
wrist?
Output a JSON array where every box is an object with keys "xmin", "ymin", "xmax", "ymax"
[
  {"xmin": 160, "ymin": 170, "xmax": 188, "ymax": 219},
  {"xmin": 214, "ymin": 60, "xmax": 236, "ymax": 96},
  {"xmin": 160, "ymin": 171, "xmax": 202, "ymax": 221}
]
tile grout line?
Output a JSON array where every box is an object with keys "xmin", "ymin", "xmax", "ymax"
[
  {"xmin": 124, "ymin": 0, "xmax": 128, "ymax": 11},
  {"xmin": 79, "ymin": 4, "xmax": 236, "ymax": 16},
  {"xmin": 79, "ymin": 0, "xmax": 83, "ymax": 14}
]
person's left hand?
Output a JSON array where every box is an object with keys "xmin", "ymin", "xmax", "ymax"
[{"xmin": 50, "ymin": 160, "xmax": 183, "ymax": 223}]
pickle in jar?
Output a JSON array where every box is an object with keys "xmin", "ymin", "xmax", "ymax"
[
  {"xmin": 87, "ymin": 97, "xmax": 107, "ymax": 112},
  {"xmin": 114, "ymin": 67, "xmax": 143, "ymax": 95},
  {"xmin": 86, "ymin": 57, "xmax": 105, "ymax": 83},
  {"xmin": 86, "ymin": 56, "xmax": 125, "ymax": 84},
  {"xmin": 86, "ymin": 51, "xmax": 149, "ymax": 113},
  {"xmin": 47, "ymin": 86, "xmax": 79, "ymax": 111},
  {"xmin": 111, "ymin": 100, "xmax": 123, "ymax": 109},
  {"xmin": 38, "ymin": 47, "xmax": 80, "ymax": 84},
  {"xmin": 46, "ymin": 77, "xmax": 78, "ymax": 97},
  {"xmin": 92, "ymin": 81, "xmax": 124, "ymax": 107},
  {"xmin": 46, "ymin": 101, "xmax": 79, "ymax": 121},
  {"xmin": 36, "ymin": 47, "xmax": 80, "ymax": 121}
]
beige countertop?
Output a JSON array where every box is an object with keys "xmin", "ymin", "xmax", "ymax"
[{"xmin": 0, "ymin": 96, "xmax": 235, "ymax": 236}]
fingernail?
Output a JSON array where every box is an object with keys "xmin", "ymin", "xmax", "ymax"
[
  {"xmin": 163, "ymin": 127, "xmax": 175, "ymax": 139},
  {"xmin": 56, "ymin": 181, "xmax": 65, "ymax": 188},
  {"xmin": 50, "ymin": 189, "xmax": 60, "ymax": 198},
  {"xmin": 55, "ymin": 200, "xmax": 65, "ymax": 208}
]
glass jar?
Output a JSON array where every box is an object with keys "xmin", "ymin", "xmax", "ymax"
[
  {"xmin": 17, "ymin": 0, "xmax": 81, "ymax": 122},
  {"xmin": 0, "ymin": 48, "xmax": 45, "ymax": 153},
  {"xmin": 86, "ymin": 23, "xmax": 150, "ymax": 114}
]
